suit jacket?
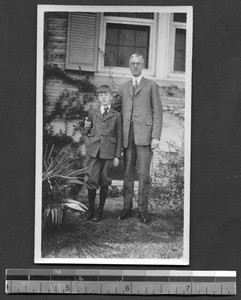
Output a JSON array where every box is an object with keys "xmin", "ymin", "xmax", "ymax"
[
  {"xmin": 113, "ymin": 77, "xmax": 163, "ymax": 148},
  {"xmin": 84, "ymin": 107, "xmax": 122, "ymax": 159}
]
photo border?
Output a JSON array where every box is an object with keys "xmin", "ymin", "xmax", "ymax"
[{"xmin": 35, "ymin": 4, "xmax": 193, "ymax": 265}]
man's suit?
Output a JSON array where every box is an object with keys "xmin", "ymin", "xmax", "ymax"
[
  {"xmin": 114, "ymin": 77, "xmax": 162, "ymax": 213},
  {"xmin": 84, "ymin": 106, "xmax": 122, "ymax": 190}
]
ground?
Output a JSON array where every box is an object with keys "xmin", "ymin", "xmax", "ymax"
[{"xmin": 42, "ymin": 195, "xmax": 183, "ymax": 260}]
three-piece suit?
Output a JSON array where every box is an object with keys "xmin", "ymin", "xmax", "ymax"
[{"xmin": 113, "ymin": 77, "xmax": 163, "ymax": 213}]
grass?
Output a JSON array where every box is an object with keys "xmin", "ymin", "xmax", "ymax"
[{"xmin": 42, "ymin": 194, "xmax": 183, "ymax": 260}]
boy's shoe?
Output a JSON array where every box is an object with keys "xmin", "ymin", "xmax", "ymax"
[
  {"xmin": 85, "ymin": 210, "xmax": 94, "ymax": 220},
  {"xmin": 119, "ymin": 208, "xmax": 132, "ymax": 220}
]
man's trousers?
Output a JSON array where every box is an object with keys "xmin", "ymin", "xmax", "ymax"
[{"xmin": 123, "ymin": 123, "xmax": 152, "ymax": 213}]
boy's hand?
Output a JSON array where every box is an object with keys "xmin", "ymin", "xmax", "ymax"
[
  {"xmin": 85, "ymin": 118, "xmax": 91, "ymax": 129},
  {"xmin": 113, "ymin": 157, "xmax": 119, "ymax": 167}
]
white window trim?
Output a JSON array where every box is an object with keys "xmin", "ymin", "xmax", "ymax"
[
  {"xmin": 97, "ymin": 13, "xmax": 157, "ymax": 77},
  {"xmin": 168, "ymin": 14, "xmax": 186, "ymax": 80}
]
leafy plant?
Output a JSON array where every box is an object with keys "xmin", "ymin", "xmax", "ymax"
[
  {"xmin": 108, "ymin": 186, "xmax": 124, "ymax": 198},
  {"xmin": 42, "ymin": 145, "xmax": 88, "ymax": 229},
  {"xmin": 150, "ymin": 139, "xmax": 184, "ymax": 223}
]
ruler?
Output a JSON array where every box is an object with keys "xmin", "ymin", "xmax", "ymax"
[{"xmin": 5, "ymin": 269, "xmax": 236, "ymax": 295}]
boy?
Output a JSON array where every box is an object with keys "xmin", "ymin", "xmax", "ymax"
[{"xmin": 84, "ymin": 85, "xmax": 122, "ymax": 222}]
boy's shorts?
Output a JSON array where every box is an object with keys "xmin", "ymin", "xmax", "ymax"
[{"xmin": 85, "ymin": 154, "xmax": 113, "ymax": 190}]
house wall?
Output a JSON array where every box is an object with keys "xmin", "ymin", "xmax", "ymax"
[
  {"xmin": 44, "ymin": 12, "xmax": 185, "ymax": 113},
  {"xmin": 44, "ymin": 12, "xmax": 185, "ymax": 172}
]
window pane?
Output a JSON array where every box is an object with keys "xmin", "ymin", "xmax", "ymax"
[
  {"xmin": 119, "ymin": 29, "xmax": 135, "ymax": 46},
  {"xmin": 118, "ymin": 46, "xmax": 135, "ymax": 67},
  {"xmin": 105, "ymin": 45, "xmax": 118, "ymax": 66},
  {"xmin": 173, "ymin": 13, "xmax": 187, "ymax": 23},
  {"xmin": 105, "ymin": 23, "xmax": 150, "ymax": 68},
  {"xmin": 174, "ymin": 28, "xmax": 186, "ymax": 72},
  {"xmin": 104, "ymin": 13, "xmax": 154, "ymax": 19},
  {"xmin": 135, "ymin": 30, "xmax": 148, "ymax": 47},
  {"xmin": 106, "ymin": 27, "xmax": 118, "ymax": 44},
  {"xmin": 135, "ymin": 48, "xmax": 147, "ymax": 65}
]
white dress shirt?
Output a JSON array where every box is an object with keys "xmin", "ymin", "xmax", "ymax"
[
  {"xmin": 132, "ymin": 75, "xmax": 143, "ymax": 87},
  {"xmin": 100, "ymin": 105, "xmax": 111, "ymax": 114}
]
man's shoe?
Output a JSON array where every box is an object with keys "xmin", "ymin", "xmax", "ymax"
[
  {"xmin": 92, "ymin": 211, "xmax": 102, "ymax": 222},
  {"xmin": 119, "ymin": 209, "xmax": 132, "ymax": 220},
  {"xmin": 138, "ymin": 212, "xmax": 149, "ymax": 224}
]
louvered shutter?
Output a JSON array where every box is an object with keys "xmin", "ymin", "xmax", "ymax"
[{"xmin": 66, "ymin": 12, "xmax": 100, "ymax": 72}]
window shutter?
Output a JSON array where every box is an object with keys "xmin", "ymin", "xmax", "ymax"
[{"xmin": 66, "ymin": 12, "xmax": 99, "ymax": 72}]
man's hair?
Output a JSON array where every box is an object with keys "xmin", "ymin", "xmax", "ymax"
[
  {"xmin": 97, "ymin": 84, "xmax": 113, "ymax": 95},
  {"xmin": 129, "ymin": 53, "xmax": 145, "ymax": 65}
]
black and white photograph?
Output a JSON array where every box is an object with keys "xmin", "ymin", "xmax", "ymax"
[{"xmin": 35, "ymin": 5, "xmax": 193, "ymax": 264}]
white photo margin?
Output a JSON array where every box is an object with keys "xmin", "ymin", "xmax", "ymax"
[{"xmin": 35, "ymin": 4, "xmax": 193, "ymax": 265}]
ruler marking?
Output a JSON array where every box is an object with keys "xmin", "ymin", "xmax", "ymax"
[{"xmin": 5, "ymin": 270, "xmax": 236, "ymax": 295}]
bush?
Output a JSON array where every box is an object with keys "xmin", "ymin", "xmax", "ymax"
[
  {"xmin": 150, "ymin": 140, "xmax": 184, "ymax": 223},
  {"xmin": 42, "ymin": 145, "xmax": 88, "ymax": 230},
  {"xmin": 108, "ymin": 186, "xmax": 123, "ymax": 198}
]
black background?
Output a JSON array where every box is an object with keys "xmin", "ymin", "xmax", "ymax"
[{"xmin": 1, "ymin": 0, "xmax": 241, "ymax": 299}]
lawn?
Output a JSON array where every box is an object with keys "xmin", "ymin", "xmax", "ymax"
[{"xmin": 42, "ymin": 193, "xmax": 183, "ymax": 260}]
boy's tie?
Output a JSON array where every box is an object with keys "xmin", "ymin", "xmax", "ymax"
[{"xmin": 103, "ymin": 107, "xmax": 109, "ymax": 118}]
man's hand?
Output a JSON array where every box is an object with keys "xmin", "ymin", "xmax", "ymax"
[
  {"xmin": 151, "ymin": 138, "xmax": 159, "ymax": 151},
  {"xmin": 113, "ymin": 157, "xmax": 120, "ymax": 167}
]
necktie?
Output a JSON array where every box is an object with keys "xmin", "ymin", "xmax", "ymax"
[
  {"xmin": 103, "ymin": 107, "xmax": 108, "ymax": 118},
  {"xmin": 134, "ymin": 79, "xmax": 138, "ymax": 92}
]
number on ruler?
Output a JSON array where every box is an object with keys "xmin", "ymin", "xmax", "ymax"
[
  {"xmin": 186, "ymin": 285, "xmax": 190, "ymax": 291},
  {"xmin": 125, "ymin": 285, "xmax": 130, "ymax": 291},
  {"xmin": 66, "ymin": 284, "xmax": 70, "ymax": 291}
]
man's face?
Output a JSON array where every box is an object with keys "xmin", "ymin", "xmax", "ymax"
[
  {"xmin": 98, "ymin": 92, "xmax": 112, "ymax": 107},
  {"xmin": 129, "ymin": 57, "xmax": 144, "ymax": 77}
]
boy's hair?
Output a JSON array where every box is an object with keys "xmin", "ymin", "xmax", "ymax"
[{"xmin": 97, "ymin": 84, "xmax": 113, "ymax": 95}]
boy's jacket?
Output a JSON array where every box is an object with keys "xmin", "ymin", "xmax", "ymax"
[{"xmin": 84, "ymin": 106, "xmax": 122, "ymax": 159}]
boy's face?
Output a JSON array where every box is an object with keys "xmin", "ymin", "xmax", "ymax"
[{"xmin": 98, "ymin": 92, "xmax": 112, "ymax": 106}]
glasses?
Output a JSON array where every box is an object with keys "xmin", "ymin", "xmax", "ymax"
[
  {"xmin": 130, "ymin": 62, "xmax": 143, "ymax": 67},
  {"xmin": 98, "ymin": 92, "xmax": 111, "ymax": 96}
]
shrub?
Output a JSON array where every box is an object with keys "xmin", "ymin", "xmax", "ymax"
[
  {"xmin": 108, "ymin": 186, "xmax": 124, "ymax": 198},
  {"xmin": 42, "ymin": 145, "xmax": 88, "ymax": 230},
  {"xmin": 150, "ymin": 140, "xmax": 184, "ymax": 223}
]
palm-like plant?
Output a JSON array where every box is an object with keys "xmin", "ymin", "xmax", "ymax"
[{"xmin": 42, "ymin": 145, "xmax": 88, "ymax": 229}]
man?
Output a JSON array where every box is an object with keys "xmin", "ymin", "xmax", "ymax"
[{"xmin": 113, "ymin": 53, "xmax": 163, "ymax": 223}]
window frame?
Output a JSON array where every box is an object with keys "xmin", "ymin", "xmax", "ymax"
[
  {"xmin": 98, "ymin": 13, "xmax": 157, "ymax": 77},
  {"xmin": 168, "ymin": 13, "xmax": 187, "ymax": 79}
]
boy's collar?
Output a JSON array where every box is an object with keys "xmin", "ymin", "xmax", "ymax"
[{"xmin": 100, "ymin": 104, "xmax": 111, "ymax": 113}]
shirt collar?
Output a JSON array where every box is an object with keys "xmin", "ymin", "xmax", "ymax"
[
  {"xmin": 132, "ymin": 75, "xmax": 143, "ymax": 86},
  {"xmin": 100, "ymin": 105, "xmax": 111, "ymax": 114}
]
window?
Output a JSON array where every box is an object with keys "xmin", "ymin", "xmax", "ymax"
[
  {"xmin": 174, "ymin": 28, "xmax": 186, "ymax": 72},
  {"xmin": 173, "ymin": 14, "xmax": 186, "ymax": 73},
  {"xmin": 105, "ymin": 23, "xmax": 150, "ymax": 68},
  {"xmin": 98, "ymin": 13, "xmax": 155, "ymax": 76},
  {"xmin": 104, "ymin": 12, "xmax": 154, "ymax": 19}
]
